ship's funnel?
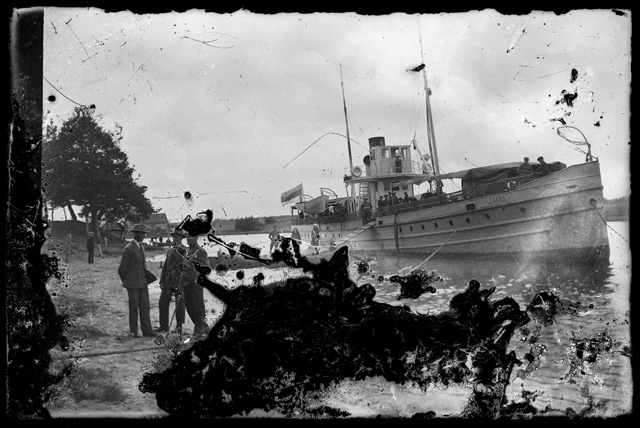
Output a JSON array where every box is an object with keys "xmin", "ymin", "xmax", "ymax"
[{"xmin": 369, "ymin": 136, "xmax": 385, "ymax": 148}]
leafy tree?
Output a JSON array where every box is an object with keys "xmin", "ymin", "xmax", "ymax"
[
  {"xmin": 43, "ymin": 107, "xmax": 154, "ymax": 239},
  {"xmin": 235, "ymin": 216, "xmax": 260, "ymax": 232}
]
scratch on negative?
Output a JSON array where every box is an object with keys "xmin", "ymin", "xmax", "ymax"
[
  {"xmin": 66, "ymin": 24, "xmax": 96, "ymax": 69},
  {"xmin": 181, "ymin": 36, "xmax": 234, "ymax": 49},
  {"xmin": 536, "ymin": 69, "xmax": 568, "ymax": 80}
]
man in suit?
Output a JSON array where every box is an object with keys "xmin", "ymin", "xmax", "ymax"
[
  {"xmin": 118, "ymin": 223, "xmax": 156, "ymax": 338},
  {"xmin": 86, "ymin": 232, "xmax": 95, "ymax": 264},
  {"xmin": 155, "ymin": 227, "xmax": 187, "ymax": 334}
]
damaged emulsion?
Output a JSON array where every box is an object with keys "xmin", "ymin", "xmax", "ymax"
[{"xmin": 137, "ymin": 218, "xmax": 607, "ymax": 418}]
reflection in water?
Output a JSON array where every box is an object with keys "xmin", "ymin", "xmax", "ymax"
[{"xmin": 351, "ymin": 221, "xmax": 631, "ymax": 416}]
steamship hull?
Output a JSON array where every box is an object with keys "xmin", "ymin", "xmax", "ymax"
[{"xmin": 292, "ymin": 161, "xmax": 610, "ymax": 264}]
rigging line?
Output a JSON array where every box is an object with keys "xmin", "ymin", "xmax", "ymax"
[
  {"xmin": 43, "ymin": 76, "xmax": 86, "ymax": 107},
  {"xmin": 282, "ymin": 132, "xmax": 367, "ymax": 170}
]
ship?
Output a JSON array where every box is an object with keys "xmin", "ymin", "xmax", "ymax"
[{"xmin": 280, "ymin": 63, "xmax": 610, "ymax": 264}]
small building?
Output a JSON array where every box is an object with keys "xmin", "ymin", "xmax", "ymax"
[{"xmin": 141, "ymin": 213, "xmax": 170, "ymax": 236}]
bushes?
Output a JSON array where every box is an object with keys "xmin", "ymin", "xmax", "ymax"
[{"xmin": 235, "ymin": 217, "xmax": 261, "ymax": 232}]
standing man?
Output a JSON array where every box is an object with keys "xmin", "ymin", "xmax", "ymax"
[
  {"xmin": 360, "ymin": 197, "xmax": 372, "ymax": 225},
  {"xmin": 181, "ymin": 233, "xmax": 210, "ymax": 337},
  {"xmin": 517, "ymin": 157, "xmax": 533, "ymax": 175},
  {"xmin": 86, "ymin": 232, "xmax": 95, "ymax": 264},
  {"xmin": 536, "ymin": 156, "xmax": 551, "ymax": 177},
  {"xmin": 155, "ymin": 228, "xmax": 187, "ymax": 334},
  {"xmin": 118, "ymin": 224, "xmax": 156, "ymax": 338}
]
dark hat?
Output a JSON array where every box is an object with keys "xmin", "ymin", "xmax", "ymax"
[
  {"xmin": 537, "ymin": 156, "xmax": 544, "ymax": 161},
  {"xmin": 170, "ymin": 227, "xmax": 186, "ymax": 238},
  {"xmin": 129, "ymin": 223, "xmax": 147, "ymax": 233},
  {"xmin": 524, "ymin": 157, "xmax": 529, "ymax": 161}
]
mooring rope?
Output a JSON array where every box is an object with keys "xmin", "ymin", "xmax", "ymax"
[
  {"xmin": 412, "ymin": 209, "xmax": 474, "ymax": 271},
  {"xmin": 593, "ymin": 206, "xmax": 629, "ymax": 245}
]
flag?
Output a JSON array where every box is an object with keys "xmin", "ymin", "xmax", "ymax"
[{"xmin": 281, "ymin": 183, "xmax": 303, "ymax": 205}]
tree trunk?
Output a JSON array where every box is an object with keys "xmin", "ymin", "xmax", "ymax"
[{"xmin": 66, "ymin": 201, "xmax": 77, "ymax": 221}]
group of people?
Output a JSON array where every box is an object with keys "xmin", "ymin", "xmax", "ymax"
[
  {"xmin": 517, "ymin": 156, "xmax": 551, "ymax": 177},
  {"xmin": 117, "ymin": 223, "xmax": 210, "ymax": 338},
  {"xmin": 376, "ymin": 191, "xmax": 418, "ymax": 210}
]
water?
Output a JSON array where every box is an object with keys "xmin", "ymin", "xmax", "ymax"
[
  {"xmin": 151, "ymin": 222, "xmax": 632, "ymax": 416},
  {"xmin": 359, "ymin": 221, "xmax": 632, "ymax": 416}
]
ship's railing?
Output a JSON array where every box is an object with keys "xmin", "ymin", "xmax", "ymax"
[
  {"xmin": 291, "ymin": 212, "xmax": 361, "ymax": 226},
  {"xmin": 344, "ymin": 161, "xmax": 425, "ymax": 178},
  {"xmin": 376, "ymin": 172, "xmax": 541, "ymax": 216}
]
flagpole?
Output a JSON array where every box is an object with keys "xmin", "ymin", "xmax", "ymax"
[{"xmin": 340, "ymin": 63, "xmax": 356, "ymax": 203}]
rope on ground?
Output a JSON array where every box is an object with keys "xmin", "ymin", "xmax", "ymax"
[
  {"xmin": 52, "ymin": 345, "xmax": 165, "ymax": 360},
  {"xmin": 594, "ymin": 206, "xmax": 629, "ymax": 245},
  {"xmin": 412, "ymin": 209, "xmax": 475, "ymax": 271}
]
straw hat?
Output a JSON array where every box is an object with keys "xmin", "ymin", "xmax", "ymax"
[
  {"xmin": 129, "ymin": 223, "xmax": 147, "ymax": 234},
  {"xmin": 537, "ymin": 156, "xmax": 544, "ymax": 162}
]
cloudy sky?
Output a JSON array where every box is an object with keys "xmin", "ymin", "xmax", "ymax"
[{"xmin": 42, "ymin": 8, "xmax": 631, "ymax": 222}]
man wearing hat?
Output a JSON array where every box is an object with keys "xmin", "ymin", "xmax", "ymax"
[
  {"xmin": 118, "ymin": 223, "xmax": 156, "ymax": 338},
  {"xmin": 155, "ymin": 227, "xmax": 187, "ymax": 334},
  {"xmin": 536, "ymin": 156, "xmax": 551, "ymax": 177},
  {"xmin": 86, "ymin": 232, "xmax": 95, "ymax": 264},
  {"xmin": 516, "ymin": 157, "xmax": 533, "ymax": 175}
]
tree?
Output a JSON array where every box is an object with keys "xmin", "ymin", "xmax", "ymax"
[{"xmin": 43, "ymin": 107, "xmax": 154, "ymax": 239}]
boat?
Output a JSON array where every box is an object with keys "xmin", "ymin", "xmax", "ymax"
[{"xmin": 280, "ymin": 62, "xmax": 610, "ymax": 264}]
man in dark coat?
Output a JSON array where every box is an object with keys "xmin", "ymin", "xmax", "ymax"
[
  {"xmin": 155, "ymin": 228, "xmax": 187, "ymax": 334},
  {"xmin": 118, "ymin": 223, "xmax": 156, "ymax": 338},
  {"xmin": 360, "ymin": 197, "xmax": 372, "ymax": 225},
  {"xmin": 536, "ymin": 156, "xmax": 551, "ymax": 177},
  {"xmin": 87, "ymin": 232, "xmax": 95, "ymax": 264},
  {"xmin": 181, "ymin": 233, "xmax": 210, "ymax": 336}
]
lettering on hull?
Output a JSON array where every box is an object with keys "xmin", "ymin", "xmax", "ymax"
[{"xmin": 487, "ymin": 194, "xmax": 508, "ymax": 205}]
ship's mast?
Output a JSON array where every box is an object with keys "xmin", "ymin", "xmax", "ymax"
[
  {"xmin": 340, "ymin": 63, "xmax": 356, "ymax": 201},
  {"xmin": 418, "ymin": 19, "xmax": 442, "ymax": 195}
]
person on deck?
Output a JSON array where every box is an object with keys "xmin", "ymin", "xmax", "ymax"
[
  {"xmin": 87, "ymin": 232, "xmax": 95, "ymax": 264},
  {"xmin": 536, "ymin": 156, "xmax": 551, "ymax": 177},
  {"xmin": 155, "ymin": 227, "xmax": 187, "ymax": 334},
  {"xmin": 360, "ymin": 197, "xmax": 373, "ymax": 225},
  {"xmin": 395, "ymin": 154, "xmax": 403, "ymax": 173},
  {"xmin": 377, "ymin": 195, "xmax": 386, "ymax": 213},
  {"xmin": 403, "ymin": 192, "xmax": 410, "ymax": 203},
  {"xmin": 392, "ymin": 193, "xmax": 400, "ymax": 205},
  {"xmin": 517, "ymin": 157, "xmax": 533, "ymax": 175}
]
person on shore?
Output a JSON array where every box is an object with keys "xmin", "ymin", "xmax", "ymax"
[
  {"xmin": 517, "ymin": 157, "xmax": 533, "ymax": 175},
  {"xmin": 181, "ymin": 233, "xmax": 210, "ymax": 337},
  {"xmin": 311, "ymin": 224, "xmax": 320, "ymax": 254},
  {"xmin": 118, "ymin": 224, "xmax": 156, "ymax": 338},
  {"xmin": 291, "ymin": 228, "xmax": 301, "ymax": 246},
  {"xmin": 155, "ymin": 228, "xmax": 187, "ymax": 334},
  {"xmin": 87, "ymin": 232, "xmax": 95, "ymax": 264},
  {"xmin": 536, "ymin": 156, "xmax": 551, "ymax": 177},
  {"xmin": 268, "ymin": 226, "xmax": 279, "ymax": 254}
]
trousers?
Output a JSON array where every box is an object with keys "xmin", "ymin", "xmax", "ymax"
[
  {"xmin": 158, "ymin": 286, "xmax": 185, "ymax": 329},
  {"xmin": 88, "ymin": 250, "xmax": 94, "ymax": 264},
  {"xmin": 182, "ymin": 283, "xmax": 208, "ymax": 334},
  {"xmin": 126, "ymin": 287, "xmax": 153, "ymax": 334}
]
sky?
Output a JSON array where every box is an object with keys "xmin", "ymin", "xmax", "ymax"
[{"xmin": 42, "ymin": 8, "xmax": 631, "ymax": 223}]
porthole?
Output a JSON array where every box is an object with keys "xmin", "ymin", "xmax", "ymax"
[
  {"xmin": 421, "ymin": 224, "xmax": 425, "ymax": 230},
  {"xmin": 399, "ymin": 227, "xmax": 403, "ymax": 233},
  {"xmin": 449, "ymin": 220, "xmax": 453, "ymax": 226},
  {"xmin": 520, "ymin": 207, "xmax": 526, "ymax": 213},
  {"xmin": 410, "ymin": 226, "xmax": 413, "ymax": 232},
  {"xmin": 485, "ymin": 213, "xmax": 490, "ymax": 219},
  {"xmin": 465, "ymin": 218, "xmax": 470, "ymax": 223},
  {"xmin": 434, "ymin": 223, "xmax": 439, "ymax": 228}
]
